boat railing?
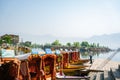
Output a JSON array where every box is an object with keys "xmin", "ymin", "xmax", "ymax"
[{"xmin": 56, "ymin": 76, "xmax": 90, "ymax": 80}]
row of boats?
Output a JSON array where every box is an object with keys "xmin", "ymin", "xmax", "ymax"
[{"xmin": 0, "ymin": 47, "xmax": 90, "ymax": 80}]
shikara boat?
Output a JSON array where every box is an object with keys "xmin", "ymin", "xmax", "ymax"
[
  {"xmin": 42, "ymin": 54, "xmax": 56, "ymax": 80},
  {"xmin": 69, "ymin": 51, "xmax": 89, "ymax": 65},
  {"xmin": 61, "ymin": 51, "xmax": 88, "ymax": 73},
  {"xmin": 0, "ymin": 48, "xmax": 90, "ymax": 80},
  {"xmin": 28, "ymin": 54, "xmax": 42, "ymax": 80},
  {"xmin": 0, "ymin": 48, "xmax": 21, "ymax": 80},
  {"xmin": 19, "ymin": 60, "xmax": 31, "ymax": 80},
  {"xmin": 55, "ymin": 49, "xmax": 63, "ymax": 76},
  {"xmin": 0, "ymin": 58, "xmax": 20, "ymax": 80}
]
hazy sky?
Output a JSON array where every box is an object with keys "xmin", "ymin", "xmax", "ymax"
[{"xmin": 0, "ymin": 0, "xmax": 120, "ymax": 38}]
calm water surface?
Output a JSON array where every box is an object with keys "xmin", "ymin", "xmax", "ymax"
[{"xmin": 80, "ymin": 51, "xmax": 120, "ymax": 62}]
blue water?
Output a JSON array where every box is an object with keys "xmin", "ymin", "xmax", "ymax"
[{"xmin": 80, "ymin": 51, "xmax": 120, "ymax": 62}]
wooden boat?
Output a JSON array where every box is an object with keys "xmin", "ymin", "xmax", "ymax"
[
  {"xmin": 42, "ymin": 54, "xmax": 56, "ymax": 80},
  {"xmin": 69, "ymin": 51, "xmax": 89, "ymax": 65},
  {"xmin": 55, "ymin": 50, "xmax": 63, "ymax": 76},
  {"xmin": 0, "ymin": 48, "xmax": 21, "ymax": 80},
  {"xmin": 69, "ymin": 51, "xmax": 79, "ymax": 63},
  {"xmin": 61, "ymin": 51, "xmax": 88, "ymax": 73},
  {"xmin": 61, "ymin": 51, "xmax": 69, "ymax": 69},
  {"xmin": 28, "ymin": 54, "xmax": 42, "ymax": 80},
  {"xmin": 19, "ymin": 60, "xmax": 31, "ymax": 80},
  {"xmin": 0, "ymin": 47, "xmax": 90, "ymax": 80},
  {"xmin": 70, "ymin": 59, "xmax": 89, "ymax": 65},
  {"xmin": 0, "ymin": 58, "xmax": 20, "ymax": 80},
  {"xmin": 18, "ymin": 46, "xmax": 31, "ymax": 53}
]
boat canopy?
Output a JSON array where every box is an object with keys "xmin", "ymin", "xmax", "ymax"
[
  {"xmin": 45, "ymin": 48, "xmax": 52, "ymax": 54},
  {"xmin": 1, "ymin": 49, "xmax": 15, "ymax": 58},
  {"xmin": 55, "ymin": 49, "xmax": 61, "ymax": 54},
  {"xmin": 31, "ymin": 48, "xmax": 39, "ymax": 54}
]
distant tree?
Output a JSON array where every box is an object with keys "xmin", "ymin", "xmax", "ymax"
[
  {"xmin": 73, "ymin": 42, "xmax": 80, "ymax": 48},
  {"xmin": 0, "ymin": 39, "xmax": 2, "ymax": 45},
  {"xmin": 66, "ymin": 42, "xmax": 72, "ymax": 47},
  {"xmin": 81, "ymin": 41, "xmax": 89, "ymax": 47},
  {"xmin": 1, "ymin": 35, "xmax": 12, "ymax": 44},
  {"xmin": 90, "ymin": 43, "xmax": 97, "ymax": 48},
  {"xmin": 24, "ymin": 41, "xmax": 31, "ymax": 47},
  {"xmin": 31, "ymin": 43, "xmax": 41, "ymax": 48},
  {"xmin": 52, "ymin": 40, "xmax": 61, "ymax": 46},
  {"xmin": 92, "ymin": 43, "xmax": 96, "ymax": 48},
  {"xmin": 90, "ymin": 44, "xmax": 94, "ymax": 47},
  {"xmin": 44, "ymin": 43, "xmax": 51, "ymax": 48},
  {"xmin": 97, "ymin": 43, "xmax": 99, "ymax": 47},
  {"xmin": 40, "ymin": 44, "xmax": 45, "ymax": 49}
]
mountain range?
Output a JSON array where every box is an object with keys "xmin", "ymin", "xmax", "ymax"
[{"xmin": 18, "ymin": 33, "xmax": 120, "ymax": 49}]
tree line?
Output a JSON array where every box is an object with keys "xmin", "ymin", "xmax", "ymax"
[
  {"xmin": 0, "ymin": 35, "xmax": 110, "ymax": 52},
  {"xmin": 31, "ymin": 40, "xmax": 107, "ymax": 49}
]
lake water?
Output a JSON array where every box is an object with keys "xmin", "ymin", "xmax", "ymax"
[{"xmin": 80, "ymin": 51, "xmax": 120, "ymax": 62}]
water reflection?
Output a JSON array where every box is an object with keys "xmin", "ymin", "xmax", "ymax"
[{"xmin": 80, "ymin": 51, "xmax": 120, "ymax": 62}]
